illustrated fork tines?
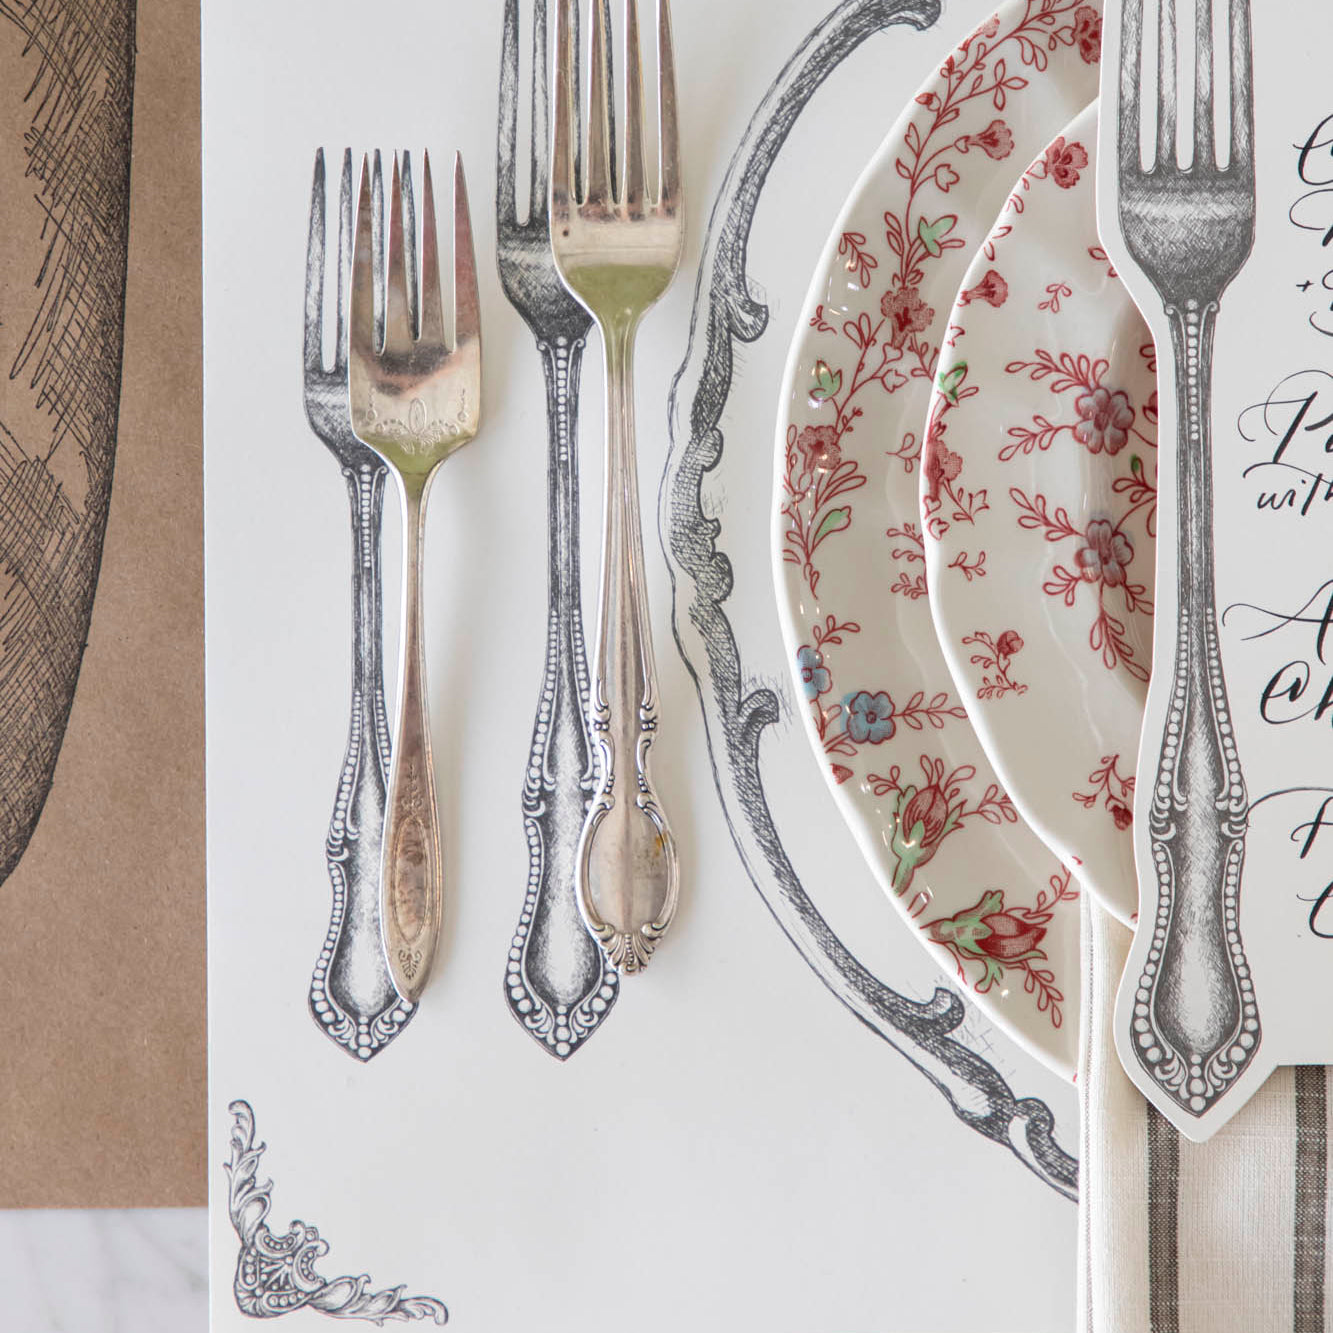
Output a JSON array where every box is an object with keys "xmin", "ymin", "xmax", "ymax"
[
  {"xmin": 1121, "ymin": 0, "xmax": 1253, "ymax": 175},
  {"xmin": 304, "ymin": 147, "xmax": 354, "ymax": 380}
]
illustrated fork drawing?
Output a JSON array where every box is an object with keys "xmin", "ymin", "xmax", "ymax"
[
  {"xmin": 302, "ymin": 148, "xmax": 413, "ymax": 1059},
  {"xmin": 497, "ymin": 0, "xmax": 620, "ymax": 1056},
  {"xmin": 349, "ymin": 149, "xmax": 482, "ymax": 1004},
  {"xmin": 551, "ymin": 0, "xmax": 683, "ymax": 973},
  {"xmin": 1117, "ymin": 0, "xmax": 1258, "ymax": 1121}
]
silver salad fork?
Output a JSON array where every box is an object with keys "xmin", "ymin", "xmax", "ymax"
[
  {"xmin": 497, "ymin": 0, "xmax": 620, "ymax": 1055},
  {"xmin": 349, "ymin": 150, "xmax": 482, "ymax": 1004},
  {"xmin": 1118, "ymin": 0, "xmax": 1257, "ymax": 1119},
  {"xmin": 303, "ymin": 148, "xmax": 412, "ymax": 1059},
  {"xmin": 551, "ymin": 0, "xmax": 683, "ymax": 973}
]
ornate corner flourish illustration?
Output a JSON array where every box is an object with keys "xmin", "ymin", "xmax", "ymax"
[
  {"xmin": 660, "ymin": 0, "xmax": 1077, "ymax": 1197},
  {"xmin": 225, "ymin": 1100, "xmax": 448, "ymax": 1324}
]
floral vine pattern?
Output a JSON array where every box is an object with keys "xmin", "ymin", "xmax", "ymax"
[
  {"xmin": 964, "ymin": 629, "xmax": 1028, "ymax": 699},
  {"xmin": 776, "ymin": 0, "xmax": 1099, "ymax": 1041},
  {"xmin": 925, "ymin": 868, "xmax": 1078, "ymax": 1027},
  {"xmin": 1074, "ymin": 754, "xmax": 1135, "ymax": 832},
  {"xmin": 224, "ymin": 1101, "xmax": 448, "ymax": 1324}
]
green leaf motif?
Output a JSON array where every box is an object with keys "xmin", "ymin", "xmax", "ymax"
[
  {"xmin": 938, "ymin": 362, "xmax": 968, "ymax": 406},
  {"xmin": 810, "ymin": 360, "xmax": 842, "ymax": 403},
  {"xmin": 918, "ymin": 214, "xmax": 957, "ymax": 258},
  {"xmin": 812, "ymin": 507, "xmax": 852, "ymax": 548}
]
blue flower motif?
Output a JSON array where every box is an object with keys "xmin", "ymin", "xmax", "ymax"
[
  {"xmin": 846, "ymin": 690, "xmax": 896, "ymax": 744},
  {"xmin": 797, "ymin": 646, "xmax": 831, "ymax": 700}
]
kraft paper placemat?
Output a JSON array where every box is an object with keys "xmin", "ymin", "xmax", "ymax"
[{"xmin": 0, "ymin": 0, "xmax": 204, "ymax": 1207}]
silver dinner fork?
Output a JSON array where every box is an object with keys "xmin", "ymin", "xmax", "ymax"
[
  {"xmin": 303, "ymin": 148, "xmax": 412, "ymax": 1059},
  {"xmin": 551, "ymin": 0, "xmax": 683, "ymax": 973},
  {"xmin": 349, "ymin": 150, "xmax": 482, "ymax": 1004},
  {"xmin": 1117, "ymin": 0, "xmax": 1257, "ymax": 1119},
  {"xmin": 497, "ymin": 0, "xmax": 620, "ymax": 1055}
]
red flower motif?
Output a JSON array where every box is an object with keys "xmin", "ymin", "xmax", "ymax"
[
  {"xmin": 901, "ymin": 784, "xmax": 952, "ymax": 849},
  {"xmin": 923, "ymin": 431, "xmax": 963, "ymax": 502},
  {"xmin": 969, "ymin": 118, "xmax": 1015, "ymax": 161},
  {"xmin": 1109, "ymin": 802, "xmax": 1133, "ymax": 831},
  {"xmin": 996, "ymin": 630, "xmax": 1024, "ymax": 658},
  {"xmin": 795, "ymin": 423, "xmax": 842, "ymax": 472},
  {"xmin": 961, "ymin": 269, "xmax": 1009, "ymax": 308},
  {"xmin": 1074, "ymin": 386, "xmax": 1135, "ymax": 456},
  {"xmin": 881, "ymin": 284, "xmax": 935, "ymax": 349},
  {"xmin": 1044, "ymin": 136, "xmax": 1089, "ymax": 189},
  {"xmin": 977, "ymin": 911, "xmax": 1047, "ymax": 961},
  {"xmin": 831, "ymin": 764, "xmax": 854, "ymax": 786},
  {"xmin": 1073, "ymin": 5, "xmax": 1103, "ymax": 64},
  {"xmin": 1076, "ymin": 520, "xmax": 1134, "ymax": 588}
]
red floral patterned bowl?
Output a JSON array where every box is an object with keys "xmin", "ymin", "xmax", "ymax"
[
  {"xmin": 773, "ymin": 0, "xmax": 1105, "ymax": 1079},
  {"xmin": 922, "ymin": 103, "xmax": 1155, "ymax": 929}
]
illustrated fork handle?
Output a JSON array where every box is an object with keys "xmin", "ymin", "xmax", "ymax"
[
  {"xmin": 507, "ymin": 336, "xmax": 619, "ymax": 1054},
  {"xmin": 380, "ymin": 477, "xmax": 445, "ymax": 1004},
  {"xmin": 577, "ymin": 319, "xmax": 680, "ymax": 974},
  {"xmin": 1134, "ymin": 300, "xmax": 1258, "ymax": 1115},
  {"xmin": 311, "ymin": 459, "xmax": 413, "ymax": 1058}
]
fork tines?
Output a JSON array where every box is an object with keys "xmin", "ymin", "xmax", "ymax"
[
  {"xmin": 552, "ymin": 0, "xmax": 678, "ymax": 212},
  {"xmin": 351, "ymin": 149, "xmax": 480, "ymax": 367},
  {"xmin": 1119, "ymin": 0, "xmax": 1253, "ymax": 174}
]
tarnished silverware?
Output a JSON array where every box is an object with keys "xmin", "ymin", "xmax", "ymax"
[
  {"xmin": 551, "ymin": 0, "xmax": 683, "ymax": 973},
  {"xmin": 349, "ymin": 149, "xmax": 482, "ymax": 1003},
  {"xmin": 497, "ymin": 0, "xmax": 620, "ymax": 1055},
  {"xmin": 303, "ymin": 148, "xmax": 412, "ymax": 1057},
  {"xmin": 1116, "ymin": 0, "xmax": 1257, "ymax": 1120}
]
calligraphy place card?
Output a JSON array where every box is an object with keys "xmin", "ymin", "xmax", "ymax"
[{"xmin": 1099, "ymin": 0, "xmax": 1333, "ymax": 1140}]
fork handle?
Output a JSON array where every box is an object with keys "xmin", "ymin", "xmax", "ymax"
[
  {"xmin": 508, "ymin": 337, "xmax": 619, "ymax": 1051},
  {"xmin": 577, "ymin": 317, "xmax": 680, "ymax": 974},
  {"xmin": 1132, "ymin": 300, "xmax": 1256, "ymax": 1116},
  {"xmin": 310, "ymin": 458, "xmax": 414, "ymax": 1056},
  {"xmin": 381, "ymin": 476, "xmax": 444, "ymax": 1004}
]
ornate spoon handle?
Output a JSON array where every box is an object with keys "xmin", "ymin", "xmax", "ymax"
[
  {"xmin": 380, "ymin": 475, "xmax": 444, "ymax": 1004},
  {"xmin": 1133, "ymin": 301, "xmax": 1256, "ymax": 1116},
  {"xmin": 507, "ymin": 337, "xmax": 619, "ymax": 1054},
  {"xmin": 310, "ymin": 459, "xmax": 413, "ymax": 1058},
  {"xmin": 576, "ymin": 318, "xmax": 680, "ymax": 974}
]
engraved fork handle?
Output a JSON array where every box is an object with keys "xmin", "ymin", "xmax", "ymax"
[
  {"xmin": 577, "ymin": 317, "xmax": 680, "ymax": 974},
  {"xmin": 381, "ymin": 475, "xmax": 444, "ymax": 1004},
  {"xmin": 507, "ymin": 336, "xmax": 618, "ymax": 1053},
  {"xmin": 310, "ymin": 459, "xmax": 412, "ymax": 1056},
  {"xmin": 1135, "ymin": 300, "xmax": 1256, "ymax": 1115}
]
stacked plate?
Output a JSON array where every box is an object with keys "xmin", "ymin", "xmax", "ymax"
[{"xmin": 771, "ymin": 0, "xmax": 1155, "ymax": 1082}]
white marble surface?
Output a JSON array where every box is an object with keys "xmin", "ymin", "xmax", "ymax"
[{"xmin": 0, "ymin": 1209, "xmax": 206, "ymax": 1331}]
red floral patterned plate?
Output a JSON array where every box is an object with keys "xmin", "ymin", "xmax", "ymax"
[
  {"xmin": 772, "ymin": 0, "xmax": 1104, "ymax": 1079},
  {"xmin": 922, "ymin": 103, "xmax": 1155, "ymax": 928}
]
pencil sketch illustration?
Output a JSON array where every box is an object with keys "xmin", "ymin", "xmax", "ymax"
[
  {"xmin": 0, "ymin": 0, "xmax": 135, "ymax": 886},
  {"xmin": 497, "ymin": 0, "xmax": 619, "ymax": 1057},
  {"xmin": 305, "ymin": 148, "xmax": 414, "ymax": 1061},
  {"xmin": 661, "ymin": 0, "xmax": 1078, "ymax": 1196},
  {"xmin": 1116, "ymin": 0, "xmax": 1258, "ymax": 1122},
  {"xmin": 225, "ymin": 1100, "xmax": 448, "ymax": 1324}
]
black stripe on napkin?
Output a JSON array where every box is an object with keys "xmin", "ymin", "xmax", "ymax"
[
  {"xmin": 1293, "ymin": 1066, "xmax": 1327, "ymax": 1333},
  {"xmin": 1147, "ymin": 1105, "xmax": 1180, "ymax": 1333}
]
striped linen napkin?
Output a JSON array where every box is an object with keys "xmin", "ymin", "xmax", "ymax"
[{"xmin": 1079, "ymin": 898, "xmax": 1332, "ymax": 1331}]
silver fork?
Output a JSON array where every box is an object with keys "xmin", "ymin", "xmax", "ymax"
[
  {"xmin": 349, "ymin": 150, "xmax": 482, "ymax": 1004},
  {"xmin": 302, "ymin": 148, "xmax": 412, "ymax": 1059},
  {"xmin": 551, "ymin": 0, "xmax": 683, "ymax": 973},
  {"xmin": 497, "ymin": 0, "xmax": 620, "ymax": 1056},
  {"xmin": 1118, "ymin": 0, "xmax": 1257, "ymax": 1120}
]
